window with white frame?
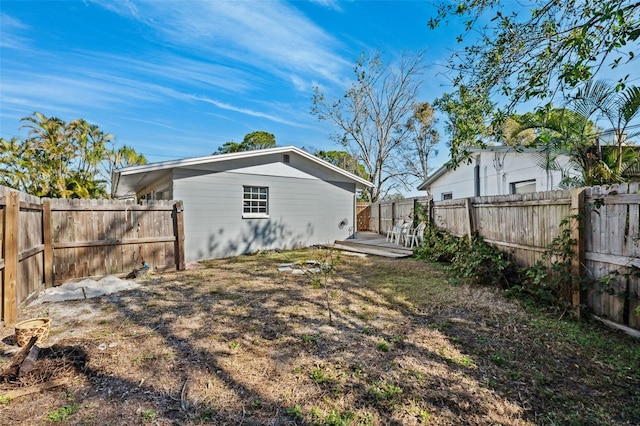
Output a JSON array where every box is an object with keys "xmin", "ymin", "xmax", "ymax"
[
  {"xmin": 510, "ymin": 180, "xmax": 536, "ymax": 194},
  {"xmin": 243, "ymin": 186, "xmax": 269, "ymax": 218},
  {"xmin": 441, "ymin": 192, "xmax": 453, "ymax": 200}
]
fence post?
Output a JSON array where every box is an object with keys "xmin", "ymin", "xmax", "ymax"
[
  {"xmin": 3, "ymin": 190, "xmax": 19, "ymax": 324},
  {"xmin": 173, "ymin": 201, "xmax": 186, "ymax": 271},
  {"xmin": 42, "ymin": 199, "xmax": 53, "ymax": 288},
  {"xmin": 392, "ymin": 201, "xmax": 396, "ymax": 227},
  {"xmin": 464, "ymin": 198, "xmax": 474, "ymax": 239},
  {"xmin": 570, "ymin": 188, "xmax": 585, "ymax": 317}
]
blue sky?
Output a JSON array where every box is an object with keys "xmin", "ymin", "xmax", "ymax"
[
  {"xmin": 2, "ymin": 1, "xmax": 638, "ymax": 173},
  {"xmin": 1, "ymin": 0, "xmax": 465, "ymax": 168}
]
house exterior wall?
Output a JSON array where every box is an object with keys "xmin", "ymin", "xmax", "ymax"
[
  {"xmin": 427, "ymin": 151, "xmax": 576, "ymax": 200},
  {"xmin": 173, "ymin": 162, "xmax": 357, "ymax": 260}
]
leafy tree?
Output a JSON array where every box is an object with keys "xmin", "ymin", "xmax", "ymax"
[
  {"xmin": 500, "ymin": 117, "xmax": 537, "ymax": 147},
  {"xmin": 0, "ymin": 112, "xmax": 145, "ymax": 198},
  {"xmin": 215, "ymin": 131, "xmax": 276, "ymax": 154},
  {"xmin": 215, "ymin": 141, "xmax": 244, "ymax": 154},
  {"xmin": 315, "ymin": 150, "xmax": 371, "ymax": 201},
  {"xmin": 433, "ymin": 85, "xmax": 496, "ymax": 166},
  {"xmin": 314, "ymin": 150, "xmax": 369, "ymax": 179},
  {"xmin": 243, "ymin": 131, "xmax": 276, "ymax": 149},
  {"xmin": 430, "ymin": 1, "xmax": 640, "ymax": 163},
  {"xmin": 430, "ymin": 0, "xmax": 640, "ymax": 111},
  {"xmin": 312, "ymin": 52, "xmax": 425, "ymax": 202},
  {"xmin": 399, "ymin": 102, "xmax": 440, "ymax": 184}
]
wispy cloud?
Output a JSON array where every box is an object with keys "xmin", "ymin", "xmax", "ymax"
[
  {"xmin": 0, "ymin": 14, "xmax": 30, "ymax": 49},
  {"xmin": 309, "ymin": 0, "xmax": 344, "ymax": 12},
  {"xmin": 79, "ymin": 51, "xmax": 257, "ymax": 94},
  {"xmin": 2, "ymin": 71, "xmax": 161, "ymax": 110},
  {"xmin": 190, "ymin": 95, "xmax": 302, "ymax": 127},
  {"xmin": 94, "ymin": 0, "xmax": 351, "ymax": 89}
]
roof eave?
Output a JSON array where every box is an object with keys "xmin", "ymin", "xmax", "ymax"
[
  {"xmin": 417, "ymin": 164, "xmax": 448, "ymax": 191},
  {"xmin": 112, "ymin": 146, "xmax": 373, "ymax": 196}
]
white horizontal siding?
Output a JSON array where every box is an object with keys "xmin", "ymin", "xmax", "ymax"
[
  {"xmin": 428, "ymin": 151, "xmax": 579, "ymax": 199},
  {"xmin": 174, "ymin": 168, "xmax": 355, "ymax": 260}
]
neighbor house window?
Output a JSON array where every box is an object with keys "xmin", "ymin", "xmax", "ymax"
[
  {"xmin": 510, "ymin": 180, "xmax": 536, "ymax": 194},
  {"xmin": 441, "ymin": 192, "xmax": 453, "ymax": 200},
  {"xmin": 243, "ymin": 186, "xmax": 269, "ymax": 218}
]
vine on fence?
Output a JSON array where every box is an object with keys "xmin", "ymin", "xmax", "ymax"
[{"xmin": 520, "ymin": 215, "xmax": 586, "ymax": 315}]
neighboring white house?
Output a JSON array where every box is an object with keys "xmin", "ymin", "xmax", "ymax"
[
  {"xmin": 417, "ymin": 146, "xmax": 578, "ymax": 200},
  {"xmin": 111, "ymin": 146, "xmax": 373, "ymax": 261}
]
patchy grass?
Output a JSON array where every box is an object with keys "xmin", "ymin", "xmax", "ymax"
[{"xmin": 0, "ymin": 248, "xmax": 638, "ymax": 425}]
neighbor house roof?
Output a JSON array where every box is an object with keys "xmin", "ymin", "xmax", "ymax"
[{"xmin": 111, "ymin": 145, "xmax": 373, "ymax": 198}]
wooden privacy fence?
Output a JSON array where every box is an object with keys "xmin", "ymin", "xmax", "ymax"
[
  {"xmin": 365, "ymin": 197, "xmax": 429, "ymax": 234},
  {"xmin": 428, "ymin": 185, "xmax": 639, "ymax": 332},
  {"xmin": 0, "ymin": 186, "xmax": 185, "ymax": 324}
]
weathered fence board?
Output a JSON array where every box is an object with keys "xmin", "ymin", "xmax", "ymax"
[
  {"xmin": 0, "ymin": 185, "xmax": 185, "ymax": 324},
  {"xmin": 49, "ymin": 198, "xmax": 181, "ymax": 282},
  {"xmin": 582, "ymin": 184, "xmax": 640, "ymax": 328}
]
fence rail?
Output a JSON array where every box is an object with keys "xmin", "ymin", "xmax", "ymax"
[
  {"xmin": 360, "ymin": 186, "xmax": 640, "ymax": 332},
  {"xmin": 0, "ymin": 186, "xmax": 185, "ymax": 324}
]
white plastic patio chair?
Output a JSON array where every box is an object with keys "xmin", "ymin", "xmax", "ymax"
[
  {"xmin": 385, "ymin": 219, "xmax": 404, "ymax": 242},
  {"xmin": 406, "ymin": 222, "xmax": 426, "ymax": 248},
  {"xmin": 395, "ymin": 222, "xmax": 412, "ymax": 245}
]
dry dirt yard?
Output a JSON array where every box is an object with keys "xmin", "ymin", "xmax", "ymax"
[{"xmin": 0, "ymin": 249, "xmax": 638, "ymax": 425}]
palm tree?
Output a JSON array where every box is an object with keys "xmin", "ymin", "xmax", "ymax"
[
  {"xmin": 0, "ymin": 137, "xmax": 31, "ymax": 191},
  {"xmin": 104, "ymin": 145, "xmax": 147, "ymax": 195},
  {"xmin": 572, "ymin": 80, "xmax": 640, "ymax": 176},
  {"xmin": 20, "ymin": 112, "xmax": 72, "ymax": 197},
  {"xmin": 67, "ymin": 119, "xmax": 115, "ymax": 198},
  {"xmin": 108, "ymin": 145, "xmax": 147, "ymax": 170},
  {"xmin": 512, "ymin": 106, "xmax": 600, "ymax": 187},
  {"xmin": 6, "ymin": 112, "xmax": 146, "ymax": 199}
]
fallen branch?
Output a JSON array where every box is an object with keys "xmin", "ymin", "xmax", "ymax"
[
  {"xmin": 592, "ymin": 314, "xmax": 640, "ymax": 339},
  {"xmin": 0, "ymin": 377, "xmax": 70, "ymax": 400},
  {"xmin": 0, "ymin": 336, "xmax": 37, "ymax": 380}
]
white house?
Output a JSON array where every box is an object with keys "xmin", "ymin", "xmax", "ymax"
[
  {"xmin": 111, "ymin": 146, "xmax": 373, "ymax": 260},
  {"xmin": 417, "ymin": 146, "xmax": 578, "ymax": 200}
]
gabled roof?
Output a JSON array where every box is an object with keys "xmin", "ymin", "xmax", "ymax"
[{"xmin": 112, "ymin": 145, "xmax": 373, "ymax": 198}]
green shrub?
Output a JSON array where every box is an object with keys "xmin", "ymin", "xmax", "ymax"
[
  {"xmin": 450, "ymin": 235, "xmax": 513, "ymax": 288},
  {"xmin": 415, "ymin": 223, "xmax": 582, "ymax": 311},
  {"xmin": 415, "ymin": 226, "xmax": 515, "ymax": 288}
]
